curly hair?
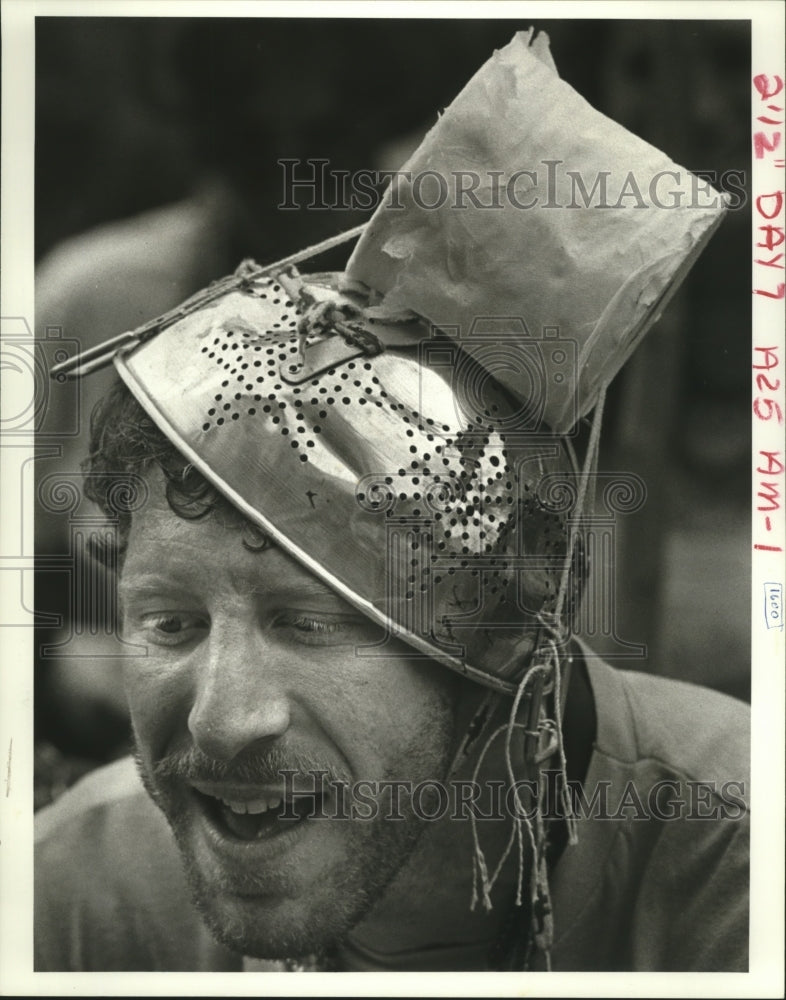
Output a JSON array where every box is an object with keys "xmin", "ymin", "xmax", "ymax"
[{"xmin": 83, "ymin": 378, "xmax": 242, "ymax": 562}]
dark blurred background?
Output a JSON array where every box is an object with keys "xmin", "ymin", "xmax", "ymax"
[{"xmin": 34, "ymin": 17, "xmax": 752, "ymax": 806}]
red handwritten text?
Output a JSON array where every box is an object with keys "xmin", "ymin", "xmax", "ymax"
[{"xmin": 753, "ymin": 348, "xmax": 784, "ymax": 552}]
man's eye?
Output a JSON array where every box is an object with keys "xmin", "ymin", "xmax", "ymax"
[
  {"xmin": 278, "ymin": 613, "xmax": 365, "ymax": 646},
  {"xmin": 154, "ymin": 616, "xmax": 186, "ymax": 634},
  {"xmin": 138, "ymin": 613, "xmax": 206, "ymax": 647}
]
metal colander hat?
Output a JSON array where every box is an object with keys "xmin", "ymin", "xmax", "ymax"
[
  {"xmin": 53, "ymin": 28, "xmax": 727, "ymax": 696},
  {"xmin": 103, "ymin": 265, "xmax": 582, "ymax": 697}
]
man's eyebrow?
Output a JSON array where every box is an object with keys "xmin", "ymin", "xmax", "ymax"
[
  {"xmin": 117, "ymin": 574, "xmax": 194, "ymax": 600},
  {"xmin": 241, "ymin": 580, "xmax": 354, "ymax": 604},
  {"xmin": 117, "ymin": 573, "xmax": 347, "ymax": 604}
]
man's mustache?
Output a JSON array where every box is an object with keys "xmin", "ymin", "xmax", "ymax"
[{"xmin": 150, "ymin": 743, "xmax": 351, "ymax": 787}]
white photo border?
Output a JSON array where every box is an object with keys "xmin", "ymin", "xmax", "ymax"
[{"xmin": 1, "ymin": 1, "xmax": 783, "ymax": 996}]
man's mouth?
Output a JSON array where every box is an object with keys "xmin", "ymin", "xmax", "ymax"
[{"xmin": 190, "ymin": 782, "xmax": 326, "ymax": 841}]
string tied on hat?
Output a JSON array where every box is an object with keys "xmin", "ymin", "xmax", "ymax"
[
  {"xmin": 468, "ymin": 382, "xmax": 608, "ymax": 969},
  {"xmin": 275, "ymin": 263, "xmax": 384, "ymax": 375}
]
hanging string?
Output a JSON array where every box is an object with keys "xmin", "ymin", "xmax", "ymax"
[
  {"xmin": 468, "ymin": 719, "xmax": 531, "ymax": 911},
  {"xmin": 467, "ymin": 385, "xmax": 610, "ymax": 969},
  {"xmin": 550, "ymin": 630, "xmax": 578, "ymax": 847},
  {"xmin": 555, "ymin": 384, "xmax": 609, "ymax": 618},
  {"xmin": 449, "ymin": 689, "xmax": 499, "ymax": 778},
  {"xmin": 504, "ymin": 662, "xmax": 549, "ymax": 905}
]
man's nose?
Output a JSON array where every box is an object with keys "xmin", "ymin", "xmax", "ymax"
[{"xmin": 187, "ymin": 630, "xmax": 291, "ymax": 762}]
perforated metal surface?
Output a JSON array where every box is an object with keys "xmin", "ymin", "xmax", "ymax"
[{"xmin": 117, "ymin": 270, "xmax": 579, "ymax": 694}]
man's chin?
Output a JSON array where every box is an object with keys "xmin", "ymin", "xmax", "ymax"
[
  {"xmin": 183, "ymin": 865, "xmax": 346, "ymax": 961},
  {"xmin": 160, "ymin": 792, "xmax": 421, "ymax": 962},
  {"xmin": 131, "ymin": 744, "xmax": 446, "ymax": 961},
  {"xmin": 163, "ymin": 809, "xmax": 356, "ymax": 959}
]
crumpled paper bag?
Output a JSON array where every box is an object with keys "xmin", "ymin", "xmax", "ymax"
[{"xmin": 346, "ymin": 29, "xmax": 727, "ymax": 433}]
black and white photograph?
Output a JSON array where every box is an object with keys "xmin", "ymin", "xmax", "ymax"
[{"xmin": 1, "ymin": 1, "xmax": 784, "ymax": 994}]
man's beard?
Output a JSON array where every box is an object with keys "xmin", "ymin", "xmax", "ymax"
[{"xmin": 132, "ymin": 717, "xmax": 457, "ymax": 962}]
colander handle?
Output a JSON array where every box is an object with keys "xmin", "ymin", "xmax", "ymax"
[{"xmin": 49, "ymin": 223, "xmax": 369, "ymax": 381}]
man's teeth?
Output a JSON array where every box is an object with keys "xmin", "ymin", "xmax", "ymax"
[{"xmin": 220, "ymin": 796, "xmax": 283, "ymax": 815}]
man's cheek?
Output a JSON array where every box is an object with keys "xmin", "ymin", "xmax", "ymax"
[
  {"xmin": 123, "ymin": 661, "xmax": 187, "ymax": 755},
  {"xmin": 126, "ymin": 644, "xmax": 193, "ymax": 696}
]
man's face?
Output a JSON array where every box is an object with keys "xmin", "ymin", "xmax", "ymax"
[{"xmin": 119, "ymin": 470, "xmax": 460, "ymax": 960}]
